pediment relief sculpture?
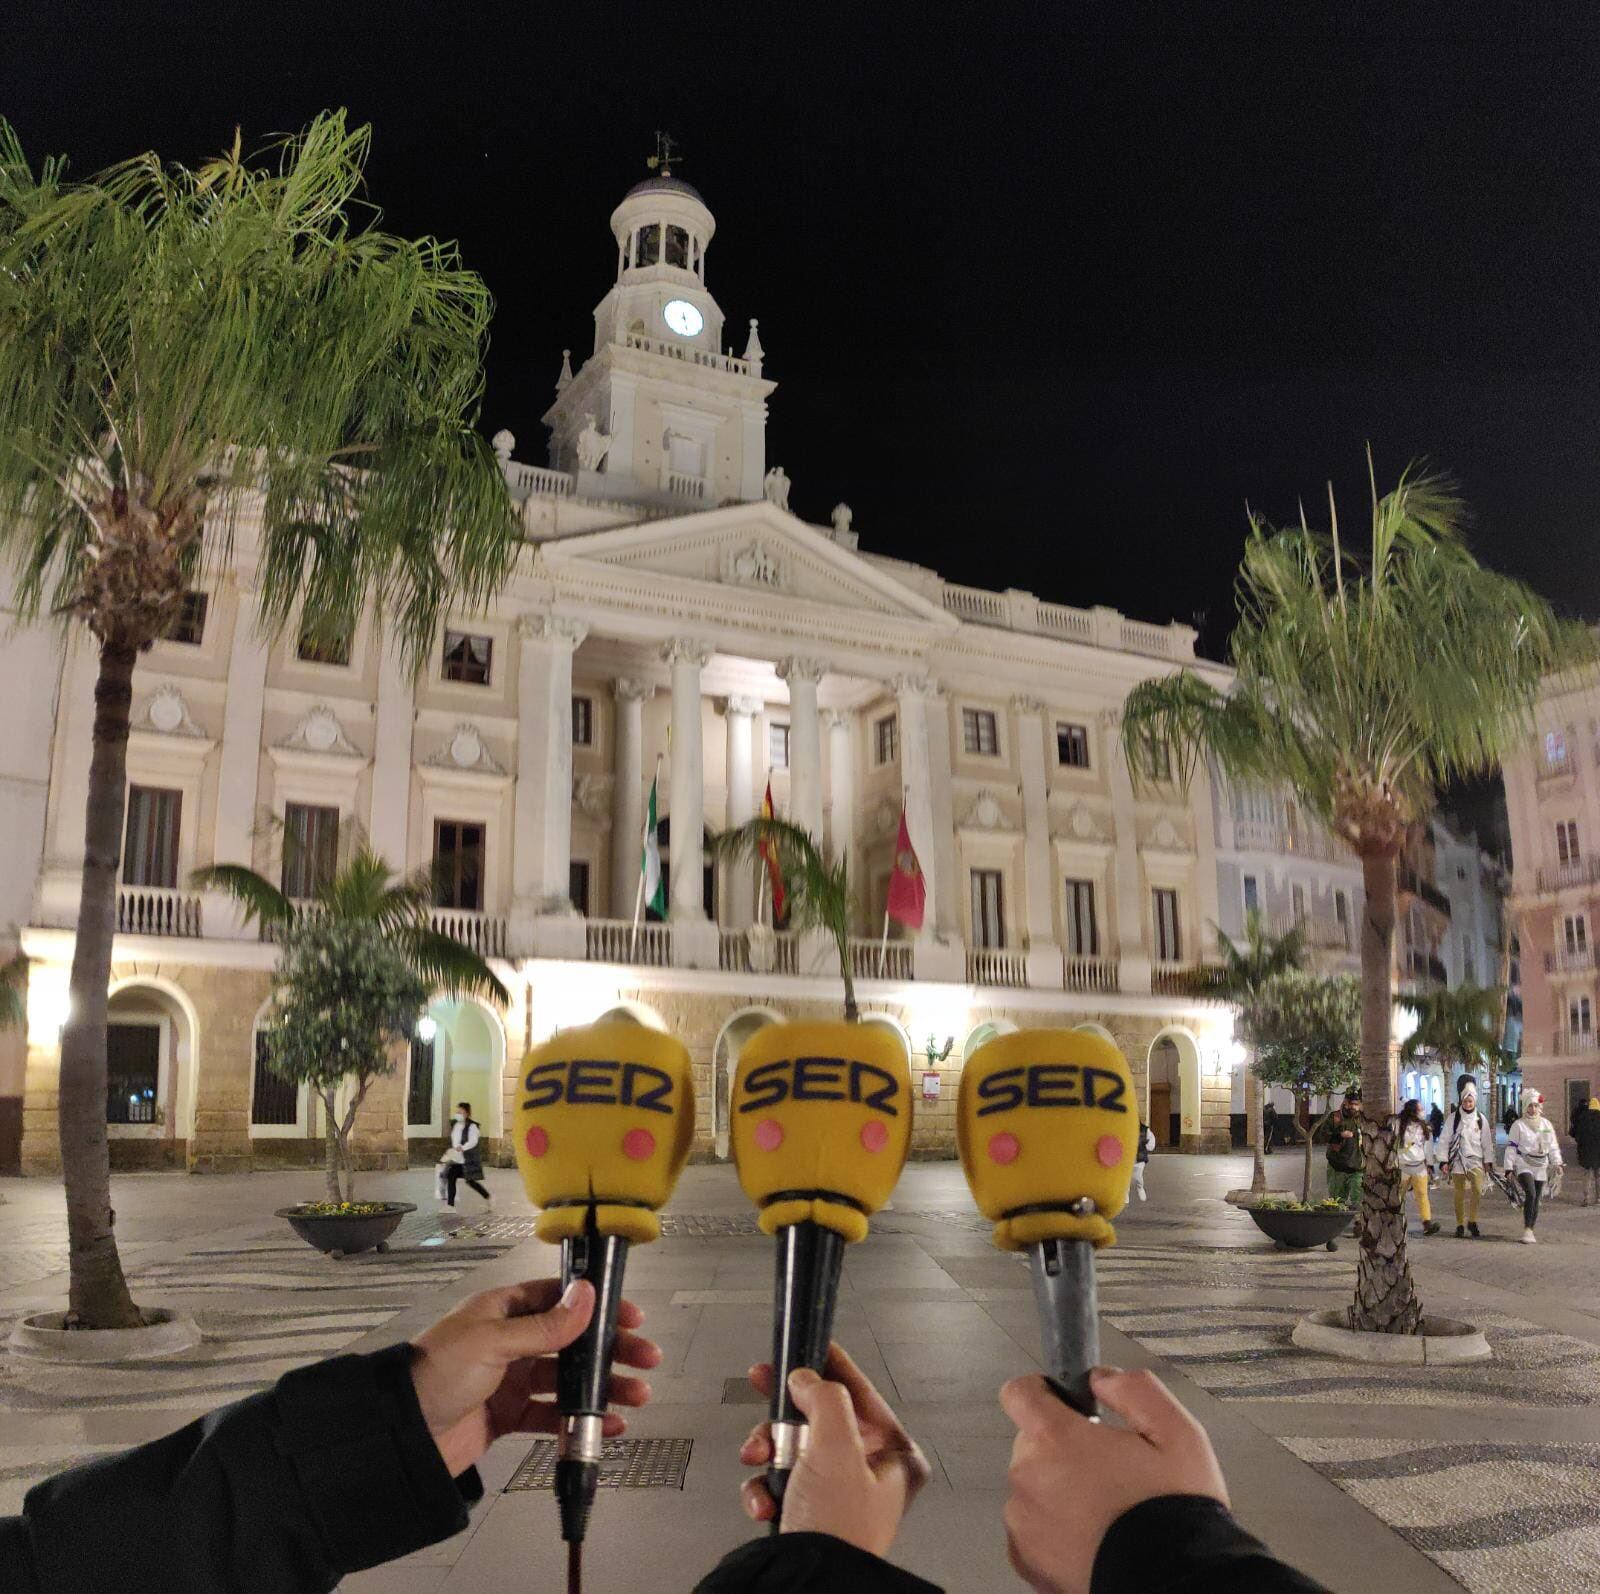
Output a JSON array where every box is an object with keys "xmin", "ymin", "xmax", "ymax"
[{"xmin": 134, "ymin": 684, "xmax": 206, "ymax": 739}]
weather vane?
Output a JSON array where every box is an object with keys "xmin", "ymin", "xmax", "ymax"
[{"xmin": 647, "ymin": 130, "xmax": 681, "ymax": 178}]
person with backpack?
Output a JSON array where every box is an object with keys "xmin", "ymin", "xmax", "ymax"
[
  {"xmin": 1129, "ymin": 1119, "xmax": 1156, "ymax": 1202},
  {"xmin": 1440, "ymin": 1074, "xmax": 1492, "ymax": 1238},
  {"xmin": 1575, "ymin": 1096, "xmax": 1600, "ymax": 1207},
  {"xmin": 1396, "ymin": 1098, "xmax": 1440, "ymax": 1236},
  {"xmin": 1325, "ymin": 1089, "xmax": 1365, "ymax": 1222},
  {"xmin": 1503, "ymin": 1090, "xmax": 1563, "ymax": 1243}
]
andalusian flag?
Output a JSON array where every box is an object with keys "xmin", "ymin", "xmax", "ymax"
[{"xmin": 642, "ymin": 773, "xmax": 666, "ymax": 916}]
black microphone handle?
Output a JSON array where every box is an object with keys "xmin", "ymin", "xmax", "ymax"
[
  {"xmin": 1028, "ymin": 1237, "xmax": 1100, "ymax": 1418},
  {"xmin": 555, "ymin": 1211, "xmax": 631, "ymax": 1545},
  {"xmin": 767, "ymin": 1218, "xmax": 846, "ymax": 1527}
]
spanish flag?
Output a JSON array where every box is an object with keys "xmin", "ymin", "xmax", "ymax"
[{"xmin": 758, "ymin": 780, "xmax": 787, "ymax": 921}]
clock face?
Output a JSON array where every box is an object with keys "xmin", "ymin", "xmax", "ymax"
[{"xmin": 663, "ymin": 299, "xmax": 704, "ymax": 338}]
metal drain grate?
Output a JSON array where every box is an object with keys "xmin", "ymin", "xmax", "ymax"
[
  {"xmin": 504, "ymin": 1437, "xmax": 693, "ymax": 1492},
  {"xmin": 659, "ymin": 1213, "xmax": 764, "ymax": 1237}
]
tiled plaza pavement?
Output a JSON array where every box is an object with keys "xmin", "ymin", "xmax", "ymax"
[{"xmin": 4, "ymin": 1156, "xmax": 1600, "ymax": 1591}]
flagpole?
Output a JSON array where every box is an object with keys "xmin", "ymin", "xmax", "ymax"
[{"xmin": 631, "ymin": 753, "xmax": 664, "ymax": 960}]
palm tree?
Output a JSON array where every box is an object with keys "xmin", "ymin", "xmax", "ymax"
[
  {"xmin": 1398, "ymin": 983, "xmax": 1504, "ymax": 1119},
  {"xmin": 0, "ymin": 954, "xmax": 25, "ymax": 1034},
  {"xmin": 1121, "ymin": 459, "xmax": 1590, "ymax": 1332},
  {"xmin": 0, "ymin": 115, "xmax": 517, "ymax": 1328},
  {"xmin": 194, "ymin": 847, "xmax": 508, "ymax": 1202},
  {"xmin": 710, "ymin": 817, "xmax": 860, "ymax": 1020},
  {"xmin": 1198, "ymin": 913, "xmax": 1306, "ymax": 1194}
]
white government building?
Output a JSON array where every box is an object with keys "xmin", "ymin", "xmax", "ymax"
[{"xmin": 0, "ymin": 163, "xmax": 1352, "ymax": 1177}]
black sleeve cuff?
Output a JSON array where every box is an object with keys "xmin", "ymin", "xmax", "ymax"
[
  {"xmin": 1093, "ymin": 1496, "xmax": 1331, "ymax": 1594},
  {"xmin": 273, "ymin": 1341, "xmax": 479, "ymax": 1573},
  {"xmin": 694, "ymin": 1532, "xmax": 942, "ymax": 1592}
]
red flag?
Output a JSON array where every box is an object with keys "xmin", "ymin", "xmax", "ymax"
[
  {"xmin": 886, "ymin": 806, "xmax": 926, "ymax": 931},
  {"xmin": 758, "ymin": 781, "xmax": 787, "ymax": 921}
]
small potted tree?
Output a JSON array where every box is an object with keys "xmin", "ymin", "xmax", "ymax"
[
  {"xmin": 1241, "ymin": 971, "xmax": 1361, "ymax": 1251},
  {"xmin": 198, "ymin": 845, "xmax": 509, "ymax": 1256}
]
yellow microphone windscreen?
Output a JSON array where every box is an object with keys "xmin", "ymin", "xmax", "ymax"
[
  {"xmin": 515, "ymin": 1020, "xmax": 695, "ymax": 1245},
  {"xmin": 731, "ymin": 1020, "xmax": 912, "ymax": 1242},
  {"xmin": 957, "ymin": 1028, "xmax": 1137, "ymax": 1251}
]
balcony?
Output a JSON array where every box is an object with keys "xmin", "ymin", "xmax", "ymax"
[
  {"xmin": 1065, "ymin": 954, "xmax": 1119, "ymax": 993},
  {"xmin": 430, "ymin": 908, "xmax": 507, "ymax": 960},
  {"xmin": 1268, "ymin": 913, "xmax": 1352, "ymax": 954},
  {"xmin": 967, "ymin": 947, "xmax": 1028, "ymax": 988},
  {"xmin": 118, "ymin": 886, "xmax": 203, "ymax": 939},
  {"xmin": 665, "ymin": 469, "xmax": 709, "ymax": 502},
  {"xmin": 623, "ymin": 332, "xmax": 752, "ymax": 376},
  {"xmin": 850, "ymin": 938, "xmax": 913, "ymax": 982},
  {"xmin": 1544, "ymin": 946, "xmax": 1598, "ymax": 975},
  {"xmin": 504, "ymin": 461, "xmax": 575, "ymax": 499},
  {"xmin": 1152, "ymin": 962, "xmax": 1200, "ymax": 997},
  {"xmin": 1552, "ymin": 1029, "xmax": 1600, "ymax": 1058},
  {"xmin": 1537, "ymin": 752, "xmax": 1574, "ymax": 784},
  {"xmin": 1536, "ymin": 857, "xmax": 1600, "ymax": 894},
  {"xmin": 1398, "ymin": 869, "xmax": 1452, "ymax": 919}
]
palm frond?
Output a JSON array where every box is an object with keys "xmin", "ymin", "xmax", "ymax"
[
  {"xmin": 1398, "ymin": 983, "xmax": 1504, "ymax": 1067},
  {"xmin": 404, "ymin": 928, "xmax": 509, "ymax": 1005},
  {"xmin": 190, "ymin": 864, "xmax": 294, "ymax": 928},
  {"xmin": 0, "ymin": 952, "xmax": 27, "ymax": 1032}
]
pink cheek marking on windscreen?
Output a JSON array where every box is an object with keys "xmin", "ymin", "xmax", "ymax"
[
  {"xmin": 1096, "ymin": 1135, "xmax": 1124, "ymax": 1168},
  {"xmin": 988, "ymin": 1132, "xmax": 1020, "ymax": 1166},
  {"xmin": 622, "ymin": 1128, "xmax": 657, "ymax": 1161},
  {"xmin": 754, "ymin": 1119, "xmax": 784, "ymax": 1152},
  {"xmin": 524, "ymin": 1126, "xmax": 549, "ymax": 1159}
]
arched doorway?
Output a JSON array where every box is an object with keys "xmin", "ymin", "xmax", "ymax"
[
  {"xmin": 860, "ymin": 1013, "xmax": 913, "ymax": 1066},
  {"xmin": 1147, "ymin": 1028, "xmax": 1203, "ymax": 1152},
  {"xmin": 713, "ymin": 1006, "xmax": 782, "ymax": 1159},
  {"xmin": 594, "ymin": 1001, "xmax": 668, "ymax": 1031},
  {"xmin": 962, "ymin": 1018, "xmax": 1018, "ymax": 1065},
  {"xmin": 105, "ymin": 978, "xmax": 198, "ymax": 1170},
  {"xmin": 408, "ymin": 998, "xmax": 507, "ymax": 1143}
]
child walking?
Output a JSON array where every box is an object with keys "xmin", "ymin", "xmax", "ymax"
[{"xmin": 1396, "ymin": 1098, "xmax": 1440, "ymax": 1235}]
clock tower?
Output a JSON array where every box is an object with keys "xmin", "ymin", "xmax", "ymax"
[{"xmin": 542, "ymin": 157, "xmax": 776, "ymax": 508}]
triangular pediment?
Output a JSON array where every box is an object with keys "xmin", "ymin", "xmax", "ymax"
[{"xmin": 540, "ymin": 502, "xmax": 955, "ymax": 627}]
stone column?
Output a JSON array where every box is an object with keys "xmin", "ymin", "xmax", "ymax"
[
  {"xmin": 664, "ymin": 639, "xmax": 718, "ymax": 968},
  {"xmin": 208, "ymin": 578, "xmax": 272, "ymax": 939},
  {"xmin": 778, "ymin": 657, "xmax": 826, "ymax": 844},
  {"xmin": 924, "ymin": 686, "xmax": 960, "ymax": 942},
  {"xmin": 511, "ymin": 615, "xmax": 587, "ymax": 959},
  {"xmin": 1104, "ymin": 708, "xmax": 1151, "ymax": 994},
  {"xmin": 1013, "ymin": 696, "xmax": 1064, "ymax": 989},
  {"xmin": 895, "ymin": 675, "xmax": 964, "ymax": 982},
  {"xmin": 609, "ymin": 678, "xmax": 652, "ymax": 918},
  {"xmin": 825, "ymin": 710, "xmax": 854, "ymax": 873},
  {"xmin": 369, "ymin": 636, "xmax": 415, "ymax": 871},
  {"xmin": 723, "ymin": 695, "xmax": 761, "ymax": 927},
  {"xmin": 1188, "ymin": 754, "xmax": 1223, "ymax": 962}
]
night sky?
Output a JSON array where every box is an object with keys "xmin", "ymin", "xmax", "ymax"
[{"xmin": 6, "ymin": 3, "xmax": 1599, "ymax": 667}]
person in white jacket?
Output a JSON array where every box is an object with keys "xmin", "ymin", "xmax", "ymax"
[
  {"xmin": 1396, "ymin": 1099, "xmax": 1441, "ymax": 1236},
  {"xmin": 1439, "ymin": 1075, "xmax": 1491, "ymax": 1238},
  {"xmin": 1503, "ymin": 1090, "xmax": 1563, "ymax": 1244}
]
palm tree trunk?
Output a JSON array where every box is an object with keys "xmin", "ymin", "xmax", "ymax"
[
  {"xmin": 60, "ymin": 640, "xmax": 144, "ymax": 1329},
  {"xmin": 839, "ymin": 932, "xmax": 859, "ymax": 1023},
  {"xmin": 1352, "ymin": 848, "xmax": 1422, "ymax": 1333},
  {"xmin": 1247, "ymin": 1064, "xmax": 1266, "ymax": 1194},
  {"xmin": 322, "ymin": 1089, "xmax": 342, "ymax": 1202}
]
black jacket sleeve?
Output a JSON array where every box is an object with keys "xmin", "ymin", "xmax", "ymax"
[
  {"xmin": 1092, "ymin": 1495, "xmax": 1331, "ymax": 1593},
  {"xmin": 693, "ymin": 1532, "xmax": 942, "ymax": 1592},
  {"xmin": 0, "ymin": 1341, "xmax": 481, "ymax": 1594}
]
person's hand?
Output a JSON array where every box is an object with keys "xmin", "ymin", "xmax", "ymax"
[
  {"xmin": 1001, "ymin": 1367, "xmax": 1228, "ymax": 1594},
  {"xmin": 409, "ymin": 1278, "xmax": 661, "ymax": 1477},
  {"xmin": 737, "ymin": 1343, "xmax": 930, "ymax": 1558}
]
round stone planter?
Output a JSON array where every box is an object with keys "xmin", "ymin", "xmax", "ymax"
[
  {"xmin": 1244, "ymin": 1204, "xmax": 1351, "ymax": 1251},
  {"xmin": 276, "ymin": 1201, "xmax": 416, "ymax": 1258},
  {"xmin": 7, "ymin": 1307, "xmax": 202, "ymax": 1363},
  {"xmin": 1292, "ymin": 1309, "xmax": 1491, "ymax": 1365}
]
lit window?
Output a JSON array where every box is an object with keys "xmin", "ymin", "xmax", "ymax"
[
  {"xmin": 874, "ymin": 714, "xmax": 898, "ymax": 765},
  {"xmin": 1056, "ymin": 723, "xmax": 1090, "ymax": 768},
  {"xmin": 572, "ymin": 695, "xmax": 594, "ymax": 747},
  {"xmin": 1153, "ymin": 888, "xmax": 1182, "ymax": 963},
  {"xmin": 962, "ymin": 708, "xmax": 999, "ymax": 756},
  {"xmin": 443, "ymin": 630, "xmax": 492, "ymax": 686},
  {"xmin": 769, "ymin": 722, "xmax": 791, "ymax": 769}
]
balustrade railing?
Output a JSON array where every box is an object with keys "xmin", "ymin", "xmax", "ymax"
[
  {"xmin": 666, "ymin": 469, "xmax": 708, "ymax": 501},
  {"xmin": 851, "ymin": 938, "xmax": 913, "ymax": 981},
  {"xmin": 937, "ymin": 581, "xmax": 1192, "ymax": 660},
  {"xmin": 1552, "ymin": 1029, "xmax": 1600, "ymax": 1057},
  {"xmin": 118, "ymin": 886, "xmax": 203, "ymax": 939},
  {"xmin": 430, "ymin": 908, "xmax": 507, "ymax": 960},
  {"xmin": 1152, "ymin": 962, "xmax": 1201, "ymax": 996},
  {"xmin": 505, "ymin": 461, "xmax": 574, "ymax": 498},
  {"xmin": 942, "ymin": 583, "xmax": 1008, "ymax": 624},
  {"xmin": 1065, "ymin": 954, "xmax": 1119, "ymax": 993},
  {"xmin": 1037, "ymin": 600, "xmax": 1095, "ymax": 641},
  {"xmin": 1536, "ymin": 857, "xmax": 1600, "ymax": 893},
  {"xmin": 967, "ymin": 946, "xmax": 1028, "ymax": 988},
  {"xmin": 624, "ymin": 333, "xmax": 751, "ymax": 375},
  {"xmin": 585, "ymin": 918, "xmax": 672, "ymax": 967},
  {"xmin": 1544, "ymin": 946, "xmax": 1598, "ymax": 974}
]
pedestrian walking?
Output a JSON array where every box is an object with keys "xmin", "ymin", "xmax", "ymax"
[
  {"xmin": 1440, "ymin": 1074, "xmax": 1492, "ymax": 1238},
  {"xmin": 1325, "ymin": 1089, "xmax": 1364, "ymax": 1225},
  {"xmin": 1262, "ymin": 1100, "xmax": 1278, "ymax": 1155},
  {"xmin": 1575, "ymin": 1096, "xmax": 1600, "ymax": 1207},
  {"xmin": 1130, "ymin": 1120, "xmax": 1155, "ymax": 1201},
  {"xmin": 1428, "ymin": 1101, "xmax": 1445, "ymax": 1146},
  {"xmin": 436, "ymin": 1102, "xmax": 491, "ymax": 1208},
  {"xmin": 1396, "ymin": 1099, "xmax": 1440, "ymax": 1235},
  {"xmin": 1503, "ymin": 1090, "xmax": 1563, "ymax": 1243}
]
